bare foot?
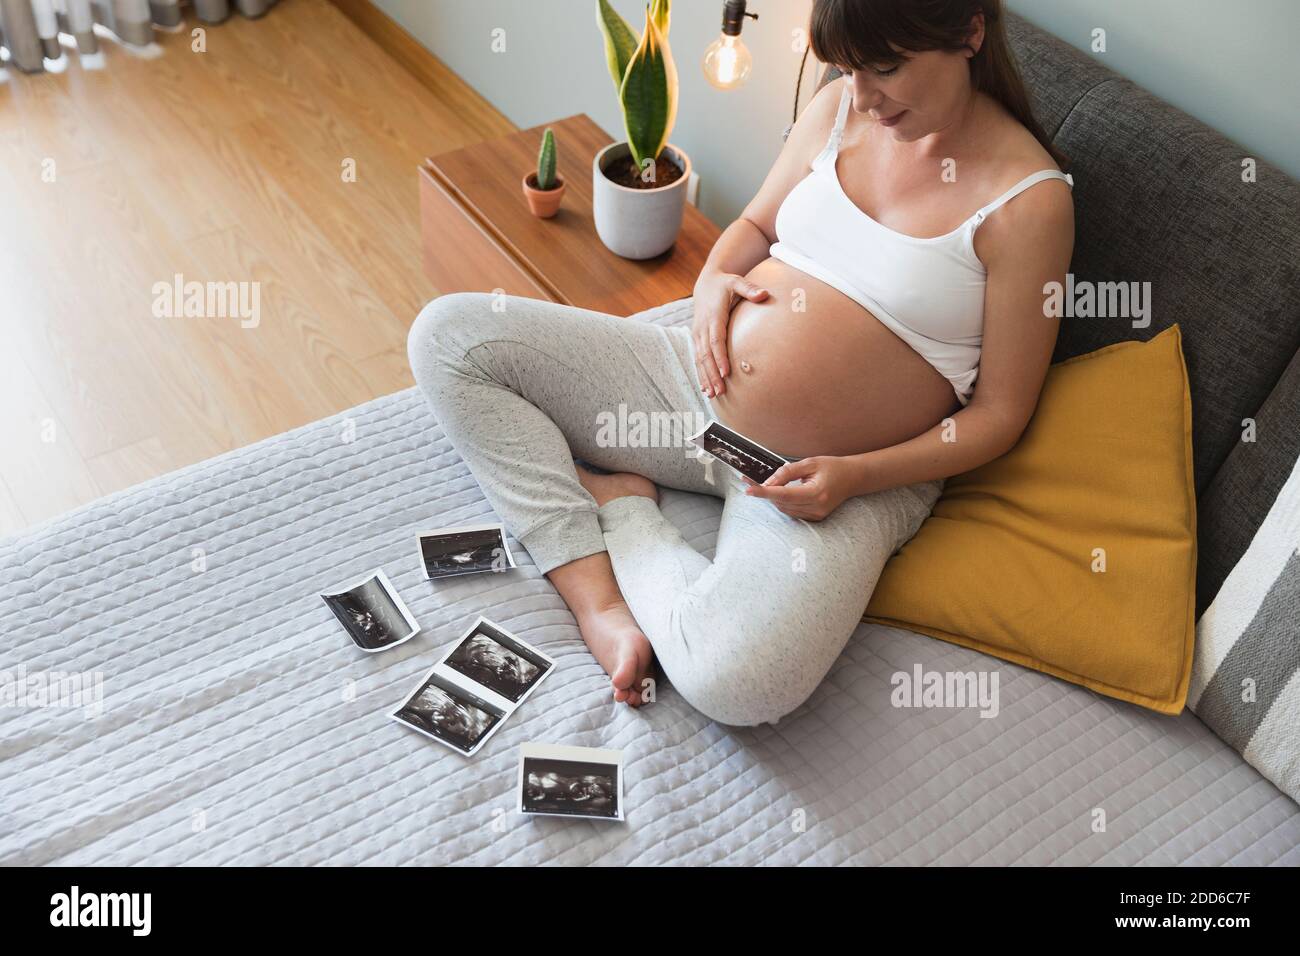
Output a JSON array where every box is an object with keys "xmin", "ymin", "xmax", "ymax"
[
  {"xmin": 566, "ymin": 463, "xmax": 657, "ymax": 706},
  {"xmin": 575, "ymin": 462, "xmax": 659, "ymax": 508},
  {"xmin": 575, "ymin": 600, "xmax": 656, "ymax": 707}
]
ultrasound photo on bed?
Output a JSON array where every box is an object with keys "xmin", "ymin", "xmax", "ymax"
[
  {"xmin": 517, "ymin": 743, "xmax": 624, "ymax": 821},
  {"xmin": 442, "ymin": 618, "xmax": 554, "ymax": 704},
  {"xmin": 391, "ymin": 670, "xmax": 506, "ymax": 756},
  {"xmin": 320, "ymin": 569, "xmax": 419, "ymax": 653},
  {"xmin": 687, "ymin": 420, "xmax": 787, "ymax": 484},
  {"xmin": 418, "ymin": 523, "xmax": 517, "ymax": 579}
]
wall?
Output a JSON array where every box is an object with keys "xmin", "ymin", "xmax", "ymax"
[
  {"xmin": 1005, "ymin": 0, "xmax": 1298, "ymax": 181},
  {"xmin": 374, "ymin": 0, "xmax": 1300, "ymax": 225},
  {"xmin": 375, "ymin": 0, "xmax": 820, "ymax": 226}
]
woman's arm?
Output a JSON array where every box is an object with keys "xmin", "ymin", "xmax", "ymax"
[
  {"xmin": 691, "ymin": 81, "xmax": 848, "ymax": 397},
  {"xmin": 695, "ymin": 218, "xmax": 773, "ymax": 288},
  {"xmin": 748, "ymin": 178, "xmax": 1075, "ymax": 518}
]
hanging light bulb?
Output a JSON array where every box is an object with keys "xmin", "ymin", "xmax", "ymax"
[{"xmin": 702, "ymin": 0, "xmax": 758, "ymax": 90}]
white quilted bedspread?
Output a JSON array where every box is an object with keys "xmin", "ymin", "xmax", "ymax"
[{"xmin": 2, "ymin": 299, "xmax": 1297, "ymax": 866}]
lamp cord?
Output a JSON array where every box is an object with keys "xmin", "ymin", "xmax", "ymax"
[
  {"xmin": 794, "ymin": 44, "xmax": 810, "ymax": 125},
  {"xmin": 784, "ymin": 44, "xmax": 812, "ymax": 142}
]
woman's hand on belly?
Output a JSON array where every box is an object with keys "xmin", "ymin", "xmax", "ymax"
[
  {"xmin": 691, "ymin": 270, "xmax": 770, "ymax": 398},
  {"xmin": 742, "ymin": 455, "xmax": 858, "ymax": 521}
]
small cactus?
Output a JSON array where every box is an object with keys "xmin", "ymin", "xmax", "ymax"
[{"xmin": 536, "ymin": 128, "xmax": 558, "ymax": 191}]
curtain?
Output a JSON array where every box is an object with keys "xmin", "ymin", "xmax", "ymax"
[{"xmin": 0, "ymin": 0, "xmax": 279, "ymax": 71}]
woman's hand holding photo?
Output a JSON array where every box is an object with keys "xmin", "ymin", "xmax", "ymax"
[{"xmin": 743, "ymin": 455, "xmax": 860, "ymax": 521}]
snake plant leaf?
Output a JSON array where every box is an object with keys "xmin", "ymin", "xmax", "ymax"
[
  {"xmin": 619, "ymin": 7, "xmax": 678, "ymax": 172},
  {"xmin": 596, "ymin": 0, "xmax": 638, "ymax": 93},
  {"xmin": 650, "ymin": 0, "xmax": 670, "ymax": 36}
]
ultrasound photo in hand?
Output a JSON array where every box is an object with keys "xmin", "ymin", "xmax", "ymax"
[
  {"xmin": 418, "ymin": 523, "xmax": 517, "ymax": 580},
  {"xmin": 687, "ymin": 420, "xmax": 787, "ymax": 484},
  {"xmin": 321, "ymin": 569, "xmax": 419, "ymax": 653}
]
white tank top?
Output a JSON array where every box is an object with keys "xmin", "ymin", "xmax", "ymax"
[{"xmin": 769, "ymin": 78, "xmax": 1074, "ymax": 406}]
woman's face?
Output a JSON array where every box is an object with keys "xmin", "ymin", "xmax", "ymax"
[{"xmin": 841, "ymin": 18, "xmax": 984, "ymax": 142}]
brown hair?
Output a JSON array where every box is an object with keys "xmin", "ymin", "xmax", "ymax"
[{"xmin": 809, "ymin": 0, "xmax": 1069, "ymax": 170}]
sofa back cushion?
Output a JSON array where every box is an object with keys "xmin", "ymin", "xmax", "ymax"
[
  {"xmin": 1198, "ymin": 348, "xmax": 1300, "ymax": 613},
  {"xmin": 1005, "ymin": 15, "xmax": 1300, "ymax": 498},
  {"xmin": 1048, "ymin": 77, "xmax": 1300, "ymax": 495}
]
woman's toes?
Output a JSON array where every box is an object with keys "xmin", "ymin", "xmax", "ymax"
[
  {"xmin": 575, "ymin": 600, "xmax": 654, "ymax": 710},
  {"xmin": 608, "ymin": 635, "xmax": 653, "ymax": 708},
  {"xmin": 610, "ymin": 653, "xmax": 637, "ymax": 691}
]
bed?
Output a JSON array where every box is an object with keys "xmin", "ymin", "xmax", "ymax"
[{"xmin": 3, "ymin": 298, "xmax": 1297, "ymax": 866}]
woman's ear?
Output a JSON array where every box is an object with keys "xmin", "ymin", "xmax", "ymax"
[{"xmin": 965, "ymin": 12, "xmax": 986, "ymax": 57}]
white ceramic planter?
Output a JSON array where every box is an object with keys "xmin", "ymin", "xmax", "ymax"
[{"xmin": 592, "ymin": 142, "xmax": 692, "ymax": 260}]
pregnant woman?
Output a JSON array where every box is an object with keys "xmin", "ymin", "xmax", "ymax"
[{"xmin": 408, "ymin": 0, "xmax": 1074, "ymax": 725}]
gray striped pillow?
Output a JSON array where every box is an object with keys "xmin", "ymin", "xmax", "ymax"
[{"xmin": 1191, "ymin": 456, "xmax": 1300, "ymax": 803}]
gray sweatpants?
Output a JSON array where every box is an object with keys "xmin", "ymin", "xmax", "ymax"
[{"xmin": 408, "ymin": 293, "xmax": 942, "ymax": 726}]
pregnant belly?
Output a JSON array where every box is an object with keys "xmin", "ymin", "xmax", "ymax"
[{"xmin": 709, "ymin": 257, "xmax": 961, "ymax": 459}]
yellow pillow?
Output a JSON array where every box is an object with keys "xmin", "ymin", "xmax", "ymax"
[{"xmin": 865, "ymin": 324, "xmax": 1196, "ymax": 715}]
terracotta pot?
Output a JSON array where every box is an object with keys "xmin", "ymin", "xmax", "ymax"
[{"xmin": 522, "ymin": 172, "xmax": 566, "ymax": 218}]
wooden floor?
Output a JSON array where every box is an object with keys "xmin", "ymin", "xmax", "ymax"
[{"xmin": 0, "ymin": 0, "xmax": 513, "ymax": 536}]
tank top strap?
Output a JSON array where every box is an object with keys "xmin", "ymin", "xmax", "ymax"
[
  {"xmin": 825, "ymin": 79, "xmax": 854, "ymax": 156},
  {"xmin": 971, "ymin": 169, "xmax": 1074, "ymax": 224}
]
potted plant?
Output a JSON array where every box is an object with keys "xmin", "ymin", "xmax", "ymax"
[
  {"xmin": 523, "ymin": 127, "xmax": 566, "ymax": 218},
  {"xmin": 593, "ymin": 0, "xmax": 691, "ymax": 259}
]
